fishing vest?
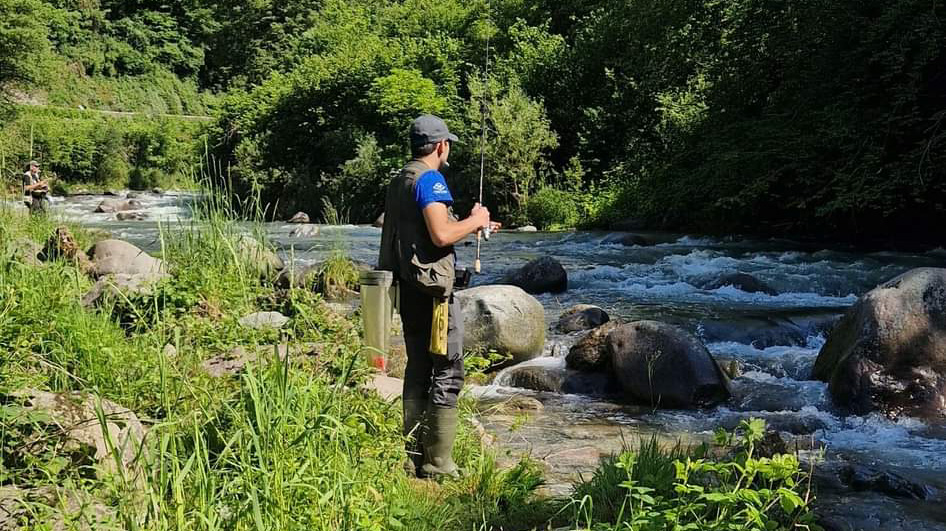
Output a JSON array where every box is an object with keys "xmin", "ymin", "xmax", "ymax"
[{"xmin": 378, "ymin": 160, "xmax": 457, "ymax": 298}]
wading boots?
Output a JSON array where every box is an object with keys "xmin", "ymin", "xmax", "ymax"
[
  {"xmin": 419, "ymin": 404, "xmax": 460, "ymax": 478},
  {"xmin": 402, "ymin": 398, "xmax": 427, "ymax": 476}
]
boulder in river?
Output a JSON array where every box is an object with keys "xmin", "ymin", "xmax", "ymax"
[
  {"xmin": 608, "ymin": 321, "xmax": 731, "ymax": 408},
  {"xmin": 116, "ymin": 211, "xmax": 147, "ymax": 221},
  {"xmin": 373, "ymin": 213, "xmax": 385, "ymax": 227},
  {"xmin": 501, "ymin": 256, "xmax": 567, "ymax": 294},
  {"xmin": 500, "ymin": 362, "xmax": 620, "ymax": 396},
  {"xmin": 701, "ymin": 272, "xmax": 778, "ymax": 295},
  {"xmin": 698, "ymin": 313, "xmax": 840, "ymax": 348},
  {"xmin": 288, "ymin": 211, "xmax": 310, "ymax": 224},
  {"xmin": 289, "ymin": 224, "xmax": 320, "ymax": 238},
  {"xmin": 515, "ymin": 225, "xmax": 538, "ymax": 232},
  {"xmin": 503, "ymin": 365, "xmax": 563, "ymax": 393},
  {"xmin": 556, "ymin": 304, "xmax": 610, "ymax": 333},
  {"xmin": 456, "ymin": 285, "xmax": 546, "ymax": 364},
  {"xmin": 94, "ymin": 198, "xmax": 141, "ymax": 213},
  {"xmin": 566, "ymin": 321, "xmax": 621, "ymax": 372},
  {"xmin": 838, "ymin": 463, "xmax": 937, "ymax": 500},
  {"xmin": 87, "ymin": 239, "xmax": 166, "ymax": 277},
  {"xmin": 603, "ymin": 233, "xmax": 659, "ymax": 247},
  {"xmin": 812, "ymin": 268, "xmax": 946, "ymax": 419}
]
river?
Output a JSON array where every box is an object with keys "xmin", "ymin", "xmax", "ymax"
[{"xmin": 33, "ymin": 191, "xmax": 946, "ymax": 530}]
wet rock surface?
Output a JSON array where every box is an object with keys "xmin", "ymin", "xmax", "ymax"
[
  {"xmin": 608, "ymin": 321, "xmax": 731, "ymax": 408},
  {"xmin": 501, "ymin": 256, "xmax": 567, "ymax": 294},
  {"xmin": 813, "ymin": 267, "xmax": 946, "ymax": 419},
  {"xmin": 700, "ymin": 272, "xmax": 779, "ymax": 295},
  {"xmin": 566, "ymin": 321, "xmax": 621, "ymax": 371},
  {"xmin": 555, "ymin": 304, "xmax": 610, "ymax": 333}
]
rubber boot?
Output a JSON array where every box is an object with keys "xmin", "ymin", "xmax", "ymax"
[
  {"xmin": 419, "ymin": 405, "xmax": 460, "ymax": 478},
  {"xmin": 402, "ymin": 398, "xmax": 427, "ymax": 476}
]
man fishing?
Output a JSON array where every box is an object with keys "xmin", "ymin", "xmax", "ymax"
[
  {"xmin": 22, "ymin": 160, "xmax": 50, "ymax": 215},
  {"xmin": 378, "ymin": 114, "xmax": 500, "ymax": 478}
]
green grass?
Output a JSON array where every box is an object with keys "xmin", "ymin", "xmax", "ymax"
[{"xmin": 0, "ymin": 201, "xmax": 556, "ymax": 531}]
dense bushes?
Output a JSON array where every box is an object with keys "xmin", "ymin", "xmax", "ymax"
[
  {"xmin": 526, "ymin": 187, "xmax": 578, "ymax": 230},
  {"xmin": 0, "ymin": 107, "xmax": 204, "ymax": 189},
  {"xmin": 4, "ymin": 0, "xmax": 944, "ymax": 237},
  {"xmin": 209, "ymin": 0, "xmax": 944, "ymax": 237}
]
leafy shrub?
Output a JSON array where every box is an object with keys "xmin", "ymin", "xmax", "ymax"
[
  {"xmin": 526, "ymin": 186, "xmax": 578, "ymax": 230},
  {"xmin": 570, "ymin": 419, "xmax": 820, "ymax": 531}
]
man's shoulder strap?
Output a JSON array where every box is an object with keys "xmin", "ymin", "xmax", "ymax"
[{"xmin": 401, "ymin": 160, "xmax": 430, "ymax": 182}]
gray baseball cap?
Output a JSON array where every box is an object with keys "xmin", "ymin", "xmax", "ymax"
[
  {"xmin": 410, "ymin": 114, "xmax": 459, "ymax": 148},
  {"xmin": 29, "ymin": 160, "xmax": 39, "ymax": 167}
]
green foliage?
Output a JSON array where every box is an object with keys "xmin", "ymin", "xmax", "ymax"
[
  {"xmin": 316, "ymin": 251, "xmax": 360, "ymax": 299},
  {"xmin": 0, "ymin": 106, "xmax": 203, "ymax": 189},
  {"xmin": 0, "ymin": 0, "xmax": 47, "ymax": 121},
  {"xmin": 467, "ymin": 77, "xmax": 559, "ymax": 222},
  {"xmin": 569, "ymin": 419, "xmax": 820, "ymax": 531},
  {"xmin": 526, "ymin": 187, "xmax": 578, "ymax": 230}
]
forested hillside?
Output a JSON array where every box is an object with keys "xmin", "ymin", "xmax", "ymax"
[{"xmin": 2, "ymin": 0, "xmax": 944, "ymax": 239}]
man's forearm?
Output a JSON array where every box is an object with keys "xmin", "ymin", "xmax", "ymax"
[{"xmin": 433, "ymin": 217, "xmax": 482, "ymax": 247}]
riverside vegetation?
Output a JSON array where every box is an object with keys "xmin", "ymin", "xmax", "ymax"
[
  {"xmin": 1, "ymin": 0, "xmax": 944, "ymax": 240},
  {"xmin": 0, "ymin": 196, "xmax": 821, "ymax": 530}
]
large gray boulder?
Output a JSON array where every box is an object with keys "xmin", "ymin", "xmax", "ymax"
[
  {"xmin": 456, "ymin": 285, "xmax": 546, "ymax": 364},
  {"xmin": 556, "ymin": 304, "xmax": 610, "ymax": 333},
  {"xmin": 81, "ymin": 272, "xmax": 169, "ymax": 307},
  {"xmin": 608, "ymin": 321, "xmax": 731, "ymax": 408},
  {"xmin": 501, "ymin": 256, "xmax": 567, "ymax": 294},
  {"xmin": 812, "ymin": 268, "xmax": 946, "ymax": 419},
  {"xmin": 87, "ymin": 239, "xmax": 166, "ymax": 277}
]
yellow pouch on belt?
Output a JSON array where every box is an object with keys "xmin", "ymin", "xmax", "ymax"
[{"xmin": 429, "ymin": 298, "xmax": 449, "ymax": 356}]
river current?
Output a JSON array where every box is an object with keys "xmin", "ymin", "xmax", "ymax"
[{"xmin": 28, "ymin": 192, "xmax": 946, "ymax": 530}]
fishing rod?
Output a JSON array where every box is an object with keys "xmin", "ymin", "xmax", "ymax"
[{"xmin": 474, "ymin": 10, "xmax": 491, "ymax": 275}]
